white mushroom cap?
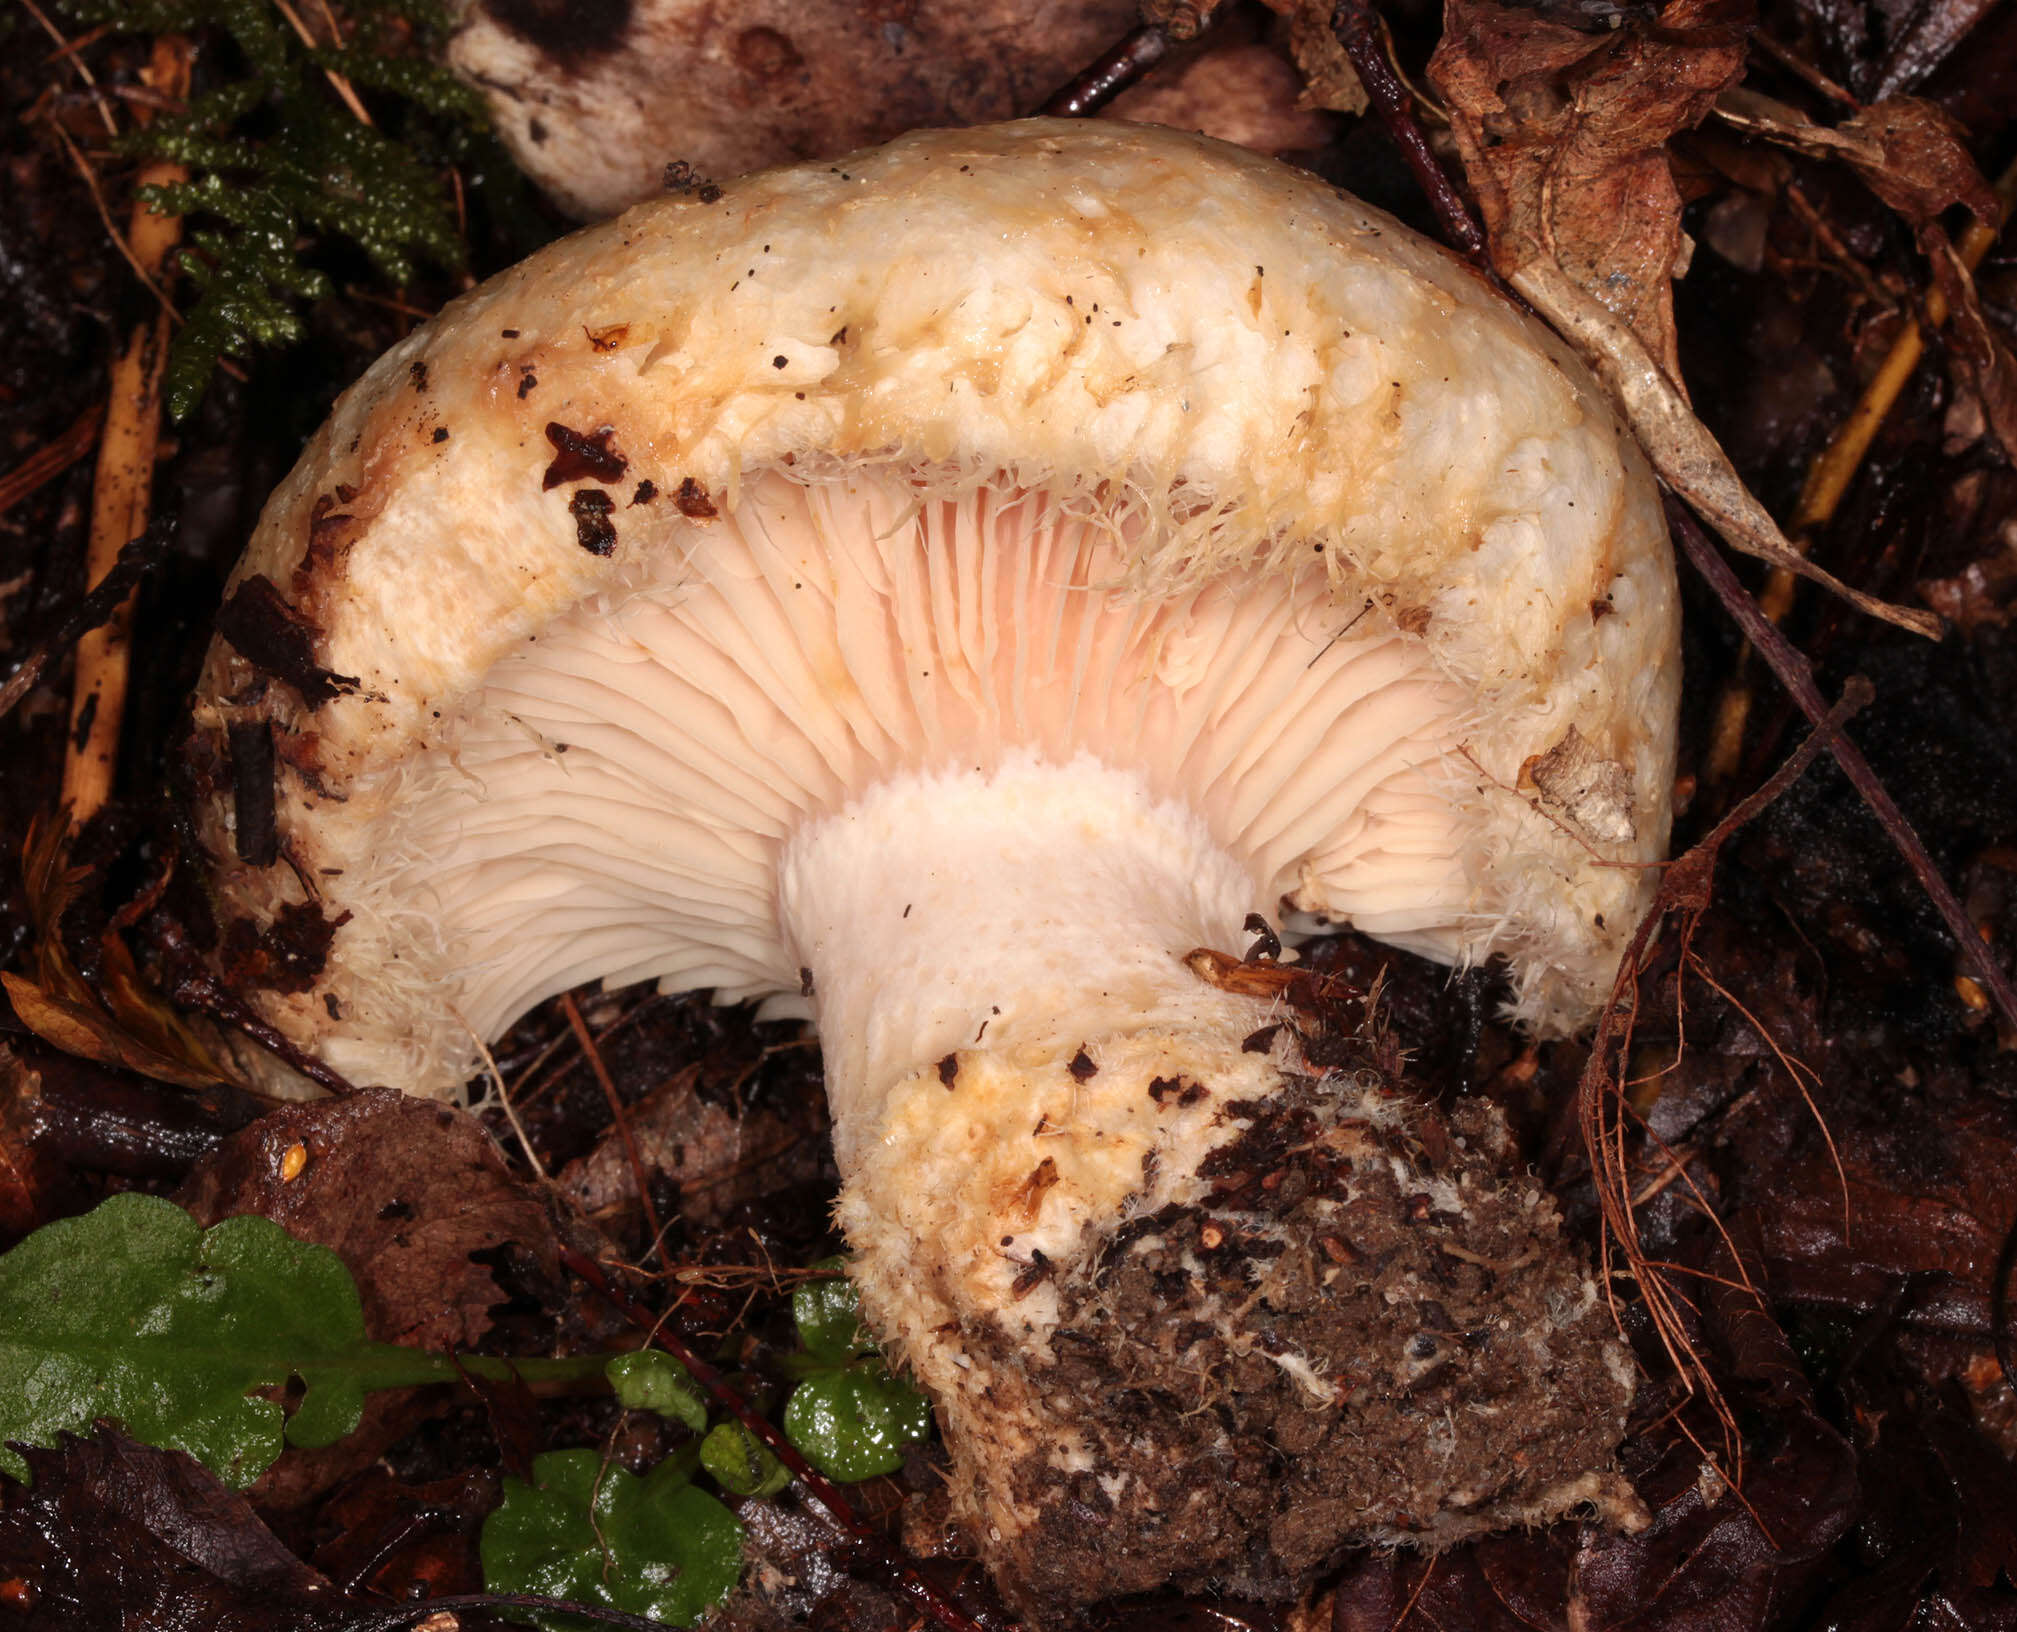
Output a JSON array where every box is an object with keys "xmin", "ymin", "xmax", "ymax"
[
  {"xmin": 194, "ymin": 120, "xmax": 1674, "ymax": 1094},
  {"xmin": 190, "ymin": 120, "xmax": 1672, "ymax": 1605}
]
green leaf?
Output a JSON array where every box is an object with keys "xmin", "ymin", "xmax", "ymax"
[
  {"xmin": 481, "ymin": 1448, "xmax": 743, "ymax": 1630},
  {"xmin": 791, "ymin": 1260, "xmax": 871, "ymax": 1365},
  {"xmin": 783, "ymin": 1361, "xmax": 932, "ymax": 1483},
  {"xmin": 700, "ymin": 1420, "xmax": 789, "ymax": 1498},
  {"xmin": 0, "ymin": 1193, "xmax": 450, "ymax": 1486},
  {"xmin": 605, "ymin": 1349, "xmax": 706, "ymax": 1432}
]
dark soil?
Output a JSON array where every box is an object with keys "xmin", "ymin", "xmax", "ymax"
[{"xmin": 985, "ymin": 1076, "xmax": 1634, "ymax": 1615}]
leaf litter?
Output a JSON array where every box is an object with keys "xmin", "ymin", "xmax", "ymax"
[{"xmin": 2, "ymin": 0, "xmax": 2017, "ymax": 1628}]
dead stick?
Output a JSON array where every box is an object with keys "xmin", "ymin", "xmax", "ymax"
[
  {"xmin": 558, "ymin": 1245, "xmax": 989, "ymax": 1632},
  {"xmin": 1329, "ymin": 0, "xmax": 1487, "ymax": 262},
  {"xmin": 1041, "ymin": 22, "xmax": 1172, "ymax": 116},
  {"xmin": 1670, "ymin": 498, "xmax": 2017, "ymax": 1033},
  {"xmin": 561, "ymin": 990, "xmax": 669, "ymax": 1266},
  {"xmin": 61, "ymin": 33, "xmax": 190, "ymax": 826},
  {"xmin": 0, "ymin": 400, "xmax": 105, "ymax": 520},
  {"xmin": 0, "ymin": 522, "xmax": 172, "ymax": 722}
]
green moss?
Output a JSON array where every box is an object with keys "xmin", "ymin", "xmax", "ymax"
[{"xmin": 63, "ymin": 0, "xmax": 507, "ymax": 419}]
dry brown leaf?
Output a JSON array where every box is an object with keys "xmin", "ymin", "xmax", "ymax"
[
  {"xmin": 1429, "ymin": 0, "xmax": 1750, "ymax": 382},
  {"xmin": 1714, "ymin": 88, "xmax": 1998, "ymax": 229},
  {"xmin": 1, "ymin": 972, "xmax": 226, "ymax": 1093},
  {"xmin": 1258, "ymin": 0, "xmax": 1370, "ymax": 114},
  {"xmin": 1429, "ymin": 0, "xmax": 1942, "ymax": 638}
]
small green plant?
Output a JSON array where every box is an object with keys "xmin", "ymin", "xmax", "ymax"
[
  {"xmin": 0, "ymin": 1192, "xmax": 603, "ymax": 1487},
  {"xmin": 781, "ymin": 1260, "xmax": 932, "ymax": 1482},
  {"xmin": 480, "ymin": 1449, "xmax": 744, "ymax": 1630},
  {"xmin": 61, "ymin": 0, "xmax": 510, "ymax": 419}
]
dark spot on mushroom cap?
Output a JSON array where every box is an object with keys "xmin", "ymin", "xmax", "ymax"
[
  {"xmin": 569, "ymin": 490, "xmax": 617, "ymax": 555},
  {"xmin": 674, "ymin": 477, "xmax": 718, "ymax": 520},
  {"xmin": 938, "ymin": 1054, "xmax": 959, "ymax": 1087},
  {"xmin": 518, "ymin": 369, "xmax": 538, "ymax": 399},
  {"xmin": 480, "ymin": 0, "xmax": 631, "ymax": 68},
  {"xmin": 528, "ymin": 118, "xmax": 548, "ymax": 145},
  {"xmin": 542, "ymin": 423, "xmax": 627, "ymax": 490},
  {"xmin": 631, "ymin": 480, "xmax": 656, "ymax": 506},
  {"xmin": 1068, "ymin": 1048, "xmax": 1097, "ymax": 1082},
  {"xmin": 733, "ymin": 24, "xmax": 804, "ymax": 79},
  {"xmin": 409, "ymin": 360, "xmax": 428, "ymax": 392},
  {"xmin": 431, "ymin": 427, "xmax": 449, "ymax": 443},
  {"xmin": 219, "ymin": 900, "xmax": 352, "ymax": 995},
  {"xmin": 214, "ymin": 575, "xmax": 360, "ymax": 710}
]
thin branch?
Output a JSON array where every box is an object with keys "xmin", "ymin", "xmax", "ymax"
[
  {"xmin": 563, "ymin": 990, "xmax": 667, "ymax": 1264},
  {"xmin": 1672, "ymin": 499, "xmax": 2017, "ymax": 1034},
  {"xmin": 1041, "ymin": 22, "xmax": 1172, "ymax": 117},
  {"xmin": 0, "ymin": 521, "xmax": 171, "ymax": 722},
  {"xmin": 0, "ymin": 399, "xmax": 104, "ymax": 520},
  {"xmin": 17, "ymin": 0, "xmax": 117, "ymax": 136},
  {"xmin": 1329, "ymin": 0, "xmax": 1487, "ymax": 263},
  {"xmin": 50, "ymin": 123, "xmax": 181, "ymax": 324}
]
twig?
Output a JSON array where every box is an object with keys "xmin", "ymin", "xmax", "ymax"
[
  {"xmin": 149, "ymin": 913, "xmax": 365, "ymax": 1096},
  {"xmin": 0, "ymin": 522, "xmax": 171, "ymax": 722},
  {"xmin": 1041, "ymin": 22, "xmax": 1172, "ymax": 117},
  {"xmin": 50, "ymin": 123, "xmax": 180, "ymax": 324},
  {"xmin": 0, "ymin": 399, "xmax": 104, "ymax": 520},
  {"xmin": 17, "ymin": 0, "xmax": 117, "ymax": 136},
  {"xmin": 563, "ymin": 990, "xmax": 668, "ymax": 1263},
  {"xmin": 1748, "ymin": 30, "xmax": 1859, "ymax": 108},
  {"xmin": 1578, "ymin": 664, "xmax": 1873, "ymax": 1471},
  {"xmin": 61, "ymin": 34, "xmax": 191, "ymax": 827},
  {"xmin": 559, "ymin": 1245, "xmax": 988, "ymax": 1632},
  {"xmin": 464, "ymin": 1011, "xmax": 549, "ymax": 1183},
  {"xmin": 1705, "ymin": 150, "xmax": 2017, "ymax": 781},
  {"xmin": 270, "ymin": 0, "xmax": 375, "ymax": 127},
  {"xmin": 1672, "ymin": 500, "xmax": 2017, "ymax": 1034},
  {"xmin": 1329, "ymin": 0, "xmax": 1486, "ymax": 263}
]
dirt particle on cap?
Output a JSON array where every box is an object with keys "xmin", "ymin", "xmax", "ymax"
[
  {"xmin": 674, "ymin": 476, "xmax": 719, "ymax": 519},
  {"xmin": 568, "ymin": 489, "xmax": 617, "ymax": 555},
  {"xmin": 631, "ymin": 479, "xmax": 657, "ymax": 506},
  {"xmin": 517, "ymin": 369, "xmax": 538, "ymax": 399},
  {"xmin": 1068, "ymin": 1048, "xmax": 1097, "ymax": 1082},
  {"xmin": 542, "ymin": 422, "xmax": 628, "ymax": 489},
  {"xmin": 938, "ymin": 1054, "xmax": 960, "ymax": 1087}
]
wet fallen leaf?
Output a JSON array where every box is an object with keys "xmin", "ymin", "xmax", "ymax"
[{"xmin": 0, "ymin": 1428, "xmax": 340, "ymax": 1632}]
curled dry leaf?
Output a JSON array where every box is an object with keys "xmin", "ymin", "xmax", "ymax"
[
  {"xmin": 1428, "ymin": 0, "xmax": 1944, "ymax": 637},
  {"xmin": 1713, "ymin": 89, "xmax": 2017, "ymax": 467},
  {"xmin": 177, "ymin": 1088, "xmax": 564, "ymax": 1355},
  {"xmin": 1713, "ymin": 87, "xmax": 1999, "ymax": 230},
  {"xmin": 1257, "ymin": 0, "xmax": 1370, "ymax": 114}
]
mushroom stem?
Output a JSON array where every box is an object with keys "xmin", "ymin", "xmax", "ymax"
[{"xmin": 781, "ymin": 752, "xmax": 1271, "ymax": 1171}]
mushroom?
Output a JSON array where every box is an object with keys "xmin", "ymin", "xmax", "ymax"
[{"xmin": 191, "ymin": 121, "xmax": 1675, "ymax": 1615}]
